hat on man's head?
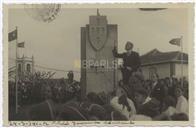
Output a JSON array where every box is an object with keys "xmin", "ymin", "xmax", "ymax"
[
  {"xmin": 125, "ymin": 41, "xmax": 133, "ymax": 50},
  {"xmin": 126, "ymin": 41, "xmax": 133, "ymax": 46}
]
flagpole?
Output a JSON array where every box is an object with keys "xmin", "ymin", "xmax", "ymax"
[
  {"xmin": 15, "ymin": 26, "xmax": 18, "ymax": 113},
  {"xmin": 180, "ymin": 36, "xmax": 183, "ymax": 88},
  {"xmin": 113, "ymin": 40, "xmax": 117, "ymax": 91}
]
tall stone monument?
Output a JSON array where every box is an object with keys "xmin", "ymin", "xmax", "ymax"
[{"xmin": 81, "ymin": 10, "xmax": 118, "ymax": 97}]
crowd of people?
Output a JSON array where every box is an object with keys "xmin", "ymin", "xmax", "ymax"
[
  {"xmin": 9, "ymin": 70, "xmax": 189, "ymax": 121},
  {"xmin": 9, "ymin": 41, "xmax": 189, "ymax": 121},
  {"xmin": 116, "ymin": 73, "xmax": 189, "ymax": 121},
  {"xmin": 8, "ymin": 71, "xmax": 81, "ymax": 120}
]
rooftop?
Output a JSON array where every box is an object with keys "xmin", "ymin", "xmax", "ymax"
[{"xmin": 140, "ymin": 49, "xmax": 188, "ymax": 66}]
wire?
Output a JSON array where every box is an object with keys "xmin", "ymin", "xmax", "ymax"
[
  {"xmin": 9, "ymin": 63, "xmax": 115, "ymax": 87},
  {"xmin": 9, "ymin": 57, "xmax": 81, "ymax": 73},
  {"xmin": 9, "ymin": 56, "xmax": 116, "ymax": 86},
  {"xmin": 35, "ymin": 64, "xmax": 81, "ymax": 73}
]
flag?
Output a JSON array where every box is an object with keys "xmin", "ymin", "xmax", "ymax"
[
  {"xmin": 17, "ymin": 42, "xmax": 25, "ymax": 48},
  {"xmin": 8, "ymin": 29, "xmax": 17, "ymax": 42},
  {"xmin": 169, "ymin": 38, "xmax": 181, "ymax": 46}
]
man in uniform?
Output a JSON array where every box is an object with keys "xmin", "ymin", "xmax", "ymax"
[{"xmin": 113, "ymin": 41, "xmax": 141, "ymax": 84}]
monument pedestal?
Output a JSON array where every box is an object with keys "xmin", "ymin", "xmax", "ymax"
[{"xmin": 81, "ymin": 11, "xmax": 118, "ymax": 97}]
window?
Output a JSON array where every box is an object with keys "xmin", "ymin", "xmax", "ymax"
[
  {"xmin": 18, "ymin": 63, "xmax": 21, "ymax": 73},
  {"xmin": 149, "ymin": 67, "xmax": 157, "ymax": 80},
  {"xmin": 26, "ymin": 64, "xmax": 31, "ymax": 72},
  {"xmin": 170, "ymin": 63, "xmax": 175, "ymax": 77}
]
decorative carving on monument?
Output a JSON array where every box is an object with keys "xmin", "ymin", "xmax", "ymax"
[{"xmin": 88, "ymin": 10, "xmax": 108, "ymax": 51}]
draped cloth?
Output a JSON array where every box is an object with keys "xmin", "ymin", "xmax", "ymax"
[{"xmin": 110, "ymin": 96, "xmax": 136, "ymax": 119}]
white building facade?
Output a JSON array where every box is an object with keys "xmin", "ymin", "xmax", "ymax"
[{"xmin": 140, "ymin": 49, "xmax": 188, "ymax": 80}]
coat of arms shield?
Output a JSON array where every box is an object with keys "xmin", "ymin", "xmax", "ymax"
[{"xmin": 89, "ymin": 25, "xmax": 108, "ymax": 51}]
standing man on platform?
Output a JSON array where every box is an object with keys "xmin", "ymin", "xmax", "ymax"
[{"xmin": 113, "ymin": 41, "xmax": 141, "ymax": 84}]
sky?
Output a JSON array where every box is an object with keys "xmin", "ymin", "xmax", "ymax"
[{"xmin": 8, "ymin": 7, "xmax": 191, "ymax": 79}]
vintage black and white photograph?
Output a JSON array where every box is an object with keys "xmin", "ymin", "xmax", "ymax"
[{"xmin": 3, "ymin": 3, "xmax": 194, "ymax": 126}]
